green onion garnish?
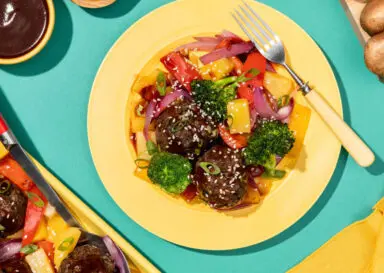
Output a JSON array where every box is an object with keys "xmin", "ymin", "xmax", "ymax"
[
  {"xmin": 58, "ymin": 236, "xmax": 75, "ymax": 251},
  {"xmin": 278, "ymin": 95, "xmax": 290, "ymax": 108},
  {"xmin": 135, "ymin": 158, "xmax": 150, "ymax": 169},
  {"xmin": 26, "ymin": 191, "xmax": 45, "ymax": 208},
  {"xmin": 146, "ymin": 140, "xmax": 158, "ymax": 156},
  {"xmin": 0, "ymin": 224, "xmax": 5, "ymax": 231},
  {"xmin": 136, "ymin": 104, "xmax": 145, "ymax": 117},
  {"xmin": 0, "ymin": 180, "xmax": 11, "ymax": 194},
  {"xmin": 20, "ymin": 244, "xmax": 38, "ymax": 255},
  {"xmin": 156, "ymin": 71, "xmax": 167, "ymax": 96},
  {"xmin": 199, "ymin": 162, "xmax": 221, "ymax": 175}
]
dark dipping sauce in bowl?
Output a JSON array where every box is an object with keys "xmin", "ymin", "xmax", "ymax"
[{"xmin": 0, "ymin": 0, "xmax": 49, "ymax": 59}]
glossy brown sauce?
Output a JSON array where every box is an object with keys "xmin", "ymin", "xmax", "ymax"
[{"xmin": 0, "ymin": 0, "xmax": 49, "ymax": 58}]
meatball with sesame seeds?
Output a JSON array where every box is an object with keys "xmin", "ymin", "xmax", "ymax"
[
  {"xmin": 0, "ymin": 179, "xmax": 27, "ymax": 238},
  {"xmin": 193, "ymin": 145, "xmax": 247, "ymax": 209},
  {"xmin": 155, "ymin": 99, "xmax": 218, "ymax": 160},
  {"xmin": 0, "ymin": 257, "xmax": 32, "ymax": 273}
]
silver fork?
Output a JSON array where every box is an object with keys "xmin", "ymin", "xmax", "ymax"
[{"xmin": 233, "ymin": 1, "xmax": 375, "ymax": 167}]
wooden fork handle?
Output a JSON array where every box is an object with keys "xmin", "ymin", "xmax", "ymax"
[{"xmin": 305, "ymin": 90, "xmax": 375, "ymax": 167}]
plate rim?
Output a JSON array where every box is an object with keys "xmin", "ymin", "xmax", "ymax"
[{"xmin": 87, "ymin": 0, "xmax": 342, "ymax": 250}]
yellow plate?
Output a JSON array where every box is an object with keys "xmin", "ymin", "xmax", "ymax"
[
  {"xmin": 88, "ymin": 0, "xmax": 342, "ymax": 250},
  {"xmin": 0, "ymin": 146, "xmax": 159, "ymax": 273}
]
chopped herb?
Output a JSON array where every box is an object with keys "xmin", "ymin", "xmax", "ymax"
[
  {"xmin": 156, "ymin": 71, "xmax": 167, "ymax": 96},
  {"xmin": 58, "ymin": 237, "xmax": 75, "ymax": 251},
  {"xmin": 278, "ymin": 95, "xmax": 290, "ymax": 108},
  {"xmin": 0, "ymin": 180, "xmax": 11, "ymax": 194},
  {"xmin": 199, "ymin": 162, "xmax": 221, "ymax": 175},
  {"xmin": 0, "ymin": 224, "xmax": 4, "ymax": 231},
  {"xmin": 136, "ymin": 104, "xmax": 145, "ymax": 117},
  {"xmin": 26, "ymin": 191, "xmax": 45, "ymax": 208},
  {"xmin": 20, "ymin": 244, "xmax": 38, "ymax": 255},
  {"xmin": 135, "ymin": 159, "xmax": 150, "ymax": 169}
]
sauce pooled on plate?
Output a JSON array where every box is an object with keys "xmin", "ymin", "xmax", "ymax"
[{"xmin": 0, "ymin": 0, "xmax": 49, "ymax": 58}]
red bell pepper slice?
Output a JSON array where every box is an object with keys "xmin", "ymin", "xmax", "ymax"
[
  {"xmin": 22, "ymin": 185, "xmax": 47, "ymax": 246},
  {"xmin": 218, "ymin": 124, "xmax": 248, "ymax": 149},
  {"xmin": 237, "ymin": 52, "xmax": 267, "ymax": 105},
  {"xmin": 37, "ymin": 241, "xmax": 55, "ymax": 265},
  {"xmin": 181, "ymin": 184, "xmax": 197, "ymax": 202},
  {"xmin": 0, "ymin": 155, "xmax": 33, "ymax": 191},
  {"xmin": 160, "ymin": 52, "xmax": 201, "ymax": 92},
  {"xmin": 243, "ymin": 52, "xmax": 267, "ymax": 75}
]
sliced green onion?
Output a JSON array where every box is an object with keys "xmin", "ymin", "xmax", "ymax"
[
  {"xmin": 246, "ymin": 68, "xmax": 260, "ymax": 77},
  {"xmin": 227, "ymin": 115, "xmax": 234, "ymax": 131},
  {"xmin": 0, "ymin": 224, "xmax": 5, "ymax": 231},
  {"xmin": 26, "ymin": 191, "xmax": 45, "ymax": 208},
  {"xmin": 58, "ymin": 236, "xmax": 75, "ymax": 251},
  {"xmin": 278, "ymin": 95, "xmax": 290, "ymax": 108},
  {"xmin": 136, "ymin": 104, "xmax": 145, "ymax": 117},
  {"xmin": 199, "ymin": 162, "xmax": 221, "ymax": 175},
  {"xmin": 170, "ymin": 120, "xmax": 187, "ymax": 133},
  {"xmin": 135, "ymin": 158, "xmax": 150, "ymax": 169},
  {"xmin": 20, "ymin": 244, "xmax": 38, "ymax": 255},
  {"xmin": 146, "ymin": 140, "xmax": 158, "ymax": 156},
  {"xmin": 0, "ymin": 180, "xmax": 11, "ymax": 194},
  {"xmin": 156, "ymin": 71, "xmax": 167, "ymax": 96},
  {"xmin": 237, "ymin": 68, "xmax": 260, "ymax": 83}
]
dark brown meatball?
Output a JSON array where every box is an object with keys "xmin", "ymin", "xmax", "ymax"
[
  {"xmin": 194, "ymin": 145, "xmax": 247, "ymax": 208},
  {"xmin": 0, "ymin": 180, "xmax": 27, "ymax": 238},
  {"xmin": 58, "ymin": 244, "xmax": 115, "ymax": 273},
  {"xmin": 0, "ymin": 257, "xmax": 32, "ymax": 273},
  {"xmin": 155, "ymin": 99, "xmax": 218, "ymax": 160}
]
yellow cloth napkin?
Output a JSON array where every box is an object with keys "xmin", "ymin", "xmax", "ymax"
[{"xmin": 289, "ymin": 198, "xmax": 384, "ymax": 273}]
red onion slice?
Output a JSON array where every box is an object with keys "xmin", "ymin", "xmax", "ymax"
[
  {"xmin": 200, "ymin": 42, "xmax": 254, "ymax": 65},
  {"xmin": 253, "ymin": 87, "xmax": 294, "ymax": 121},
  {"xmin": 103, "ymin": 236, "xmax": 130, "ymax": 273},
  {"xmin": 219, "ymin": 30, "xmax": 245, "ymax": 42},
  {"xmin": 176, "ymin": 41, "xmax": 219, "ymax": 52},
  {"xmin": 154, "ymin": 90, "xmax": 191, "ymax": 118},
  {"xmin": 276, "ymin": 98, "xmax": 294, "ymax": 123},
  {"xmin": 194, "ymin": 36, "xmax": 222, "ymax": 43},
  {"xmin": 144, "ymin": 100, "xmax": 157, "ymax": 141},
  {"xmin": 0, "ymin": 239, "xmax": 21, "ymax": 263},
  {"xmin": 253, "ymin": 86, "xmax": 278, "ymax": 118}
]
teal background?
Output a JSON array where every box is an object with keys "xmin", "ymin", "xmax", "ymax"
[{"xmin": 1, "ymin": 0, "xmax": 384, "ymax": 272}]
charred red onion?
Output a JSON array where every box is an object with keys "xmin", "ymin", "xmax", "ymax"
[
  {"xmin": 200, "ymin": 42, "xmax": 254, "ymax": 65},
  {"xmin": 154, "ymin": 90, "xmax": 191, "ymax": 119},
  {"xmin": 103, "ymin": 236, "xmax": 130, "ymax": 273},
  {"xmin": 0, "ymin": 239, "xmax": 21, "ymax": 263}
]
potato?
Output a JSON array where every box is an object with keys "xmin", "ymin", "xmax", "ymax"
[
  {"xmin": 360, "ymin": 0, "xmax": 384, "ymax": 36},
  {"xmin": 364, "ymin": 32, "xmax": 384, "ymax": 77}
]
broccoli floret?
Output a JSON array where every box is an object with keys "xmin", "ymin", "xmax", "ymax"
[
  {"xmin": 147, "ymin": 152, "xmax": 192, "ymax": 194},
  {"xmin": 191, "ymin": 74, "xmax": 252, "ymax": 122},
  {"xmin": 243, "ymin": 120, "xmax": 295, "ymax": 167}
]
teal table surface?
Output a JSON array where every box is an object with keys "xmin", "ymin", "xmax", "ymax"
[{"xmin": 1, "ymin": 0, "xmax": 383, "ymax": 272}]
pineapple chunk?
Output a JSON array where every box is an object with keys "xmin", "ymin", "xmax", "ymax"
[
  {"xmin": 188, "ymin": 51, "xmax": 207, "ymax": 68},
  {"xmin": 32, "ymin": 218, "xmax": 48, "ymax": 243},
  {"xmin": 54, "ymin": 227, "xmax": 81, "ymax": 269},
  {"xmin": 263, "ymin": 71, "xmax": 294, "ymax": 98},
  {"xmin": 227, "ymin": 99, "xmax": 251, "ymax": 134},
  {"xmin": 132, "ymin": 69, "xmax": 162, "ymax": 93},
  {"xmin": 25, "ymin": 248, "xmax": 55, "ymax": 273},
  {"xmin": 200, "ymin": 58, "xmax": 235, "ymax": 80},
  {"xmin": 47, "ymin": 213, "xmax": 68, "ymax": 242},
  {"xmin": 0, "ymin": 143, "xmax": 7, "ymax": 160}
]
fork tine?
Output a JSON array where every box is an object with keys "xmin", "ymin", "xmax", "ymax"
[
  {"xmin": 239, "ymin": 5, "xmax": 274, "ymax": 45},
  {"xmin": 233, "ymin": 10, "xmax": 266, "ymax": 54},
  {"xmin": 242, "ymin": 0, "xmax": 280, "ymax": 42}
]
